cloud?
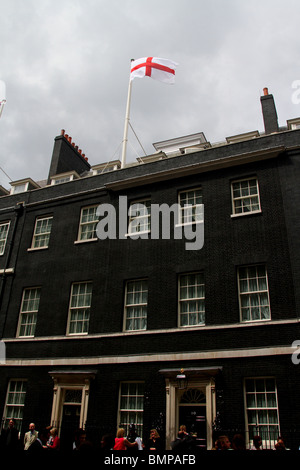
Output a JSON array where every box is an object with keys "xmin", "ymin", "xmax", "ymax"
[{"xmin": 0, "ymin": 0, "xmax": 300, "ymax": 188}]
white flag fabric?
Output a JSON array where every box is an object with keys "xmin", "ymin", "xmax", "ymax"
[{"xmin": 130, "ymin": 57, "xmax": 177, "ymax": 84}]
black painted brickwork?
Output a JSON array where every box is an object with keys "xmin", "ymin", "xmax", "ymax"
[{"xmin": 1, "ymin": 124, "xmax": 300, "ymax": 448}]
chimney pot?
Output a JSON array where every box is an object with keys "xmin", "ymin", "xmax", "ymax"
[
  {"xmin": 61, "ymin": 129, "xmax": 65, "ymax": 136},
  {"xmin": 263, "ymin": 87, "xmax": 269, "ymax": 96},
  {"xmin": 68, "ymin": 136, "xmax": 72, "ymax": 143}
]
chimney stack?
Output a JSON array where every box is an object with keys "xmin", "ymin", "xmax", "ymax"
[
  {"xmin": 47, "ymin": 130, "xmax": 90, "ymax": 184},
  {"xmin": 260, "ymin": 87, "xmax": 279, "ymax": 134}
]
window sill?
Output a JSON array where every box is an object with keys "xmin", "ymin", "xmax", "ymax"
[
  {"xmin": 125, "ymin": 231, "xmax": 151, "ymax": 238},
  {"xmin": 16, "ymin": 335, "xmax": 34, "ymax": 339},
  {"xmin": 27, "ymin": 246, "xmax": 49, "ymax": 252},
  {"xmin": 240, "ymin": 318, "xmax": 271, "ymax": 324},
  {"xmin": 175, "ymin": 220, "xmax": 204, "ymax": 228},
  {"xmin": 66, "ymin": 332, "xmax": 89, "ymax": 337},
  {"xmin": 231, "ymin": 209, "xmax": 262, "ymax": 218},
  {"xmin": 123, "ymin": 329, "xmax": 147, "ymax": 333},
  {"xmin": 74, "ymin": 238, "xmax": 98, "ymax": 245}
]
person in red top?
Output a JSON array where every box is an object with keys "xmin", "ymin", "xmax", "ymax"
[
  {"xmin": 43, "ymin": 427, "xmax": 60, "ymax": 450},
  {"xmin": 114, "ymin": 428, "xmax": 137, "ymax": 450}
]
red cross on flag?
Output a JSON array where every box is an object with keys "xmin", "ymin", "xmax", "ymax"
[{"xmin": 130, "ymin": 57, "xmax": 178, "ymax": 84}]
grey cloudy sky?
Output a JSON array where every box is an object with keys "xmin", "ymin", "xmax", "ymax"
[{"xmin": 0, "ymin": 0, "xmax": 300, "ymax": 188}]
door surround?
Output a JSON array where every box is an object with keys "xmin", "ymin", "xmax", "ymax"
[
  {"xmin": 160, "ymin": 367, "xmax": 221, "ymax": 450},
  {"xmin": 49, "ymin": 370, "xmax": 96, "ymax": 433}
]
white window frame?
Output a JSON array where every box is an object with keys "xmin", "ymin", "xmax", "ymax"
[
  {"xmin": 2, "ymin": 379, "xmax": 27, "ymax": 431},
  {"xmin": 178, "ymin": 272, "xmax": 205, "ymax": 327},
  {"xmin": 49, "ymin": 372, "xmax": 95, "ymax": 433},
  {"xmin": 67, "ymin": 282, "xmax": 92, "ymax": 335},
  {"xmin": 238, "ymin": 265, "xmax": 271, "ymax": 323},
  {"xmin": 30, "ymin": 215, "xmax": 53, "ymax": 249},
  {"xmin": 17, "ymin": 287, "xmax": 41, "ymax": 337},
  {"xmin": 77, "ymin": 205, "xmax": 99, "ymax": 242},
  {"xmin": 50, "ymin": 171, "xmax": 79, "ymax": 185},
  {"xmin": 0, "ymin": 221, "xmax": 10, "ymax": 255},
  {"xmin": 124, "ymin": 279, "xmax": 148, "ymax": 332},
  {"xmin": 231, "ymin": 177, "xmax": 261, "ymax": 216},
  {"xmin": 178, "ymin": 188, "xmax": 203, "ymax": 226},
  {"xmin": 118, "ymin": 381, "xmax": 145, "ymax": 438},
  {"xmin": 244, "ymin": 377, "xmax": 280, "ymax": 449},
  {"xmin": 128, "ymin": 199, "xmax": 151, "ymax": 236},
  {"xmin": 10, "ymin": 182, "xmax": 29, "ymax": 194}
]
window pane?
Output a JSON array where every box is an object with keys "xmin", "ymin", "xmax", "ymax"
[
  {"xmin": 119, "ymin": 382, "xmax": 144, "ymax": 437},
  {"xmin": 32, "ymin": 217, "xmax": 53, "ymax": 248},
  {"xmin": 68, "ymin": 283, "xmax": 92, "ymax": 334},
  {"xmin": 179, "ymin": 188, "xmax": 203, "ymax": 225},
  {"xmin": 246, "ymin": 393, "xmax": 256, "ymax": 408},
  {"xmin": 128, "ymin": 200, "xmax": 151, "ymax": 234},
  {"xmin": 245, "ymin": 378, "xmax": 280, "ymax": 449},
  {"xmin": 18, "ymin": 288, "xmax": 40, "ymax": 337},
  {"xmin": 239, "ymin": 266, "xmax": 270, "ymax": 322},
  {"xmin": 79, "ymin": 206, "xmax": 98, "ymax": 240},
  {"xmin": 232, "ymin": 178, "xmax": 260, "ymax": 215},
  {"xmin": 0, "ymin": 222, "xmax": 10, "ymax": 255},
  {"xmin": 4, "ymin": 380, "xmax": 27, "ymax": 430},
  {"xmin": 125, "ymin": 280, "xmax": 148, "ymax": 331},
  {"xmin": 179, "ymin": 273, "xmax": 205, "ymax": 327}
]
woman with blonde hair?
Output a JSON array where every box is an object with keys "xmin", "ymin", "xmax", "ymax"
[
  {"xmin": 43, "ymin": 427, "xmax": 60, "ymax": 450},
  {"xmin": 114, "ymin": 428, "xmax": 137, "ymax": 450},
  {"xmin": 146, "ymin": 429, "xmax": 163, "ymax": 451}
]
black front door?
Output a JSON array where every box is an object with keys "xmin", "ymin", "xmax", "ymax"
[
  {"xmin": 60, "ymin": 404, "xmax": 81, "ymax": 451},
  {"xmin": 179, "ymin": 406, "xmax": 207, "ymax": 449}
]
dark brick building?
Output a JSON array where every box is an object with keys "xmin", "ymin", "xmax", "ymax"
[{"xmin": 0, "ymin": 89, "xmax": 300, "ymax": 450}]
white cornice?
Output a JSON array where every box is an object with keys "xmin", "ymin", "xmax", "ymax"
[
  {"xmin": 105, "ymin": 146, "xmax": 285, "ymax": 191},
  {"xmin": 3, "ymin": 318, "xmax": 298, "ymax": 344},
  {"xmin": 1, "ymin": 345, "xmax": 294, "ymax": 368}
]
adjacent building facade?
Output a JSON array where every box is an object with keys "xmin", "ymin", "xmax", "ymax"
[{"xmin": 0, "ymin": 89, "xmax": 300, "ymax": 450}]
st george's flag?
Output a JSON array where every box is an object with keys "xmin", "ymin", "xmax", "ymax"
[{"xmin": 130, "ymin": 57, "xmax": 178, "ymax": 84}]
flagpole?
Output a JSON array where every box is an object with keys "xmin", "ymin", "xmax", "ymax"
[
  {"xmin": 0, "ymin": 100, "xmax": 6, "ymax": 119},
  {"xmin": 121, "ymin": 60, "xmax": 134, "ymax": 169}
]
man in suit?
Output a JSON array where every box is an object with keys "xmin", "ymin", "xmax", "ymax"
[
  {"xmin": 1, "ymin": 418, "xmax": 20, "ymax": 452},
  {"xmin": 24, "ymin": 422, "xmax": 39, "ymax": 450}
]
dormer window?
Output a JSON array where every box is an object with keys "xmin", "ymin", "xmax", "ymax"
[
  {"xmin": 226, "ymin": 130, "xmax": 260, "ymax": 144},
  {"xmin": 50, "ymin": 171, "xmax": 79, "ymax": 185},
  {"xmin": 12, "ymin": 183, "xmax": 27, "ymax": 194},
  {"xmin": 10, "ymin": 178, "xmax": 40, "ymax": 195},
  {"xmin": 92, "ymin": 161, "xmax": 121, "ymax": 175},
  {"xmin": 287, "ymin": 117, "xmax": 300, "ymax": 130},
  {"xmin": 153, "ymin": 132, "xmax": 207, "ymax": 155}
]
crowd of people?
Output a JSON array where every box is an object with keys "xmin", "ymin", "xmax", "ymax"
[
  {"xmin": 0, "ymin": 419, "xmax": 166, "ymax": 454},
  {"xmin": 212, "ymin": 433, "xmax": 290, "ymax": 451},
  {"xmin": 0, "ymin": 418, "xmax": 293, "ymax": 453}
]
